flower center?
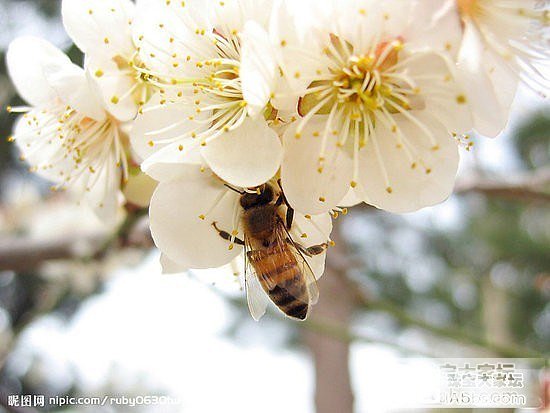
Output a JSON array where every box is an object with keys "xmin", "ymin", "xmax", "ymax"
[
  {"xmin": 298, "ymin": 35, "xmax": 418, "ymax": 139},
  {"xmin": 295, "ymin": 34, "xmax": 444, "ymax": 192},
  {"xmin": 59, "ymin": 108, "xmax": 129, "ymax": 186},
  {"xmin": 192, "ymin": 31, "xmax": 248, "ymax": 131},
  {"xmin": 11, "ymin": 102, "xmax": 129, "ymax": 197},
  {"xmin": 101, "ymin": 54, "xmax": 155, "ymax": 110}
]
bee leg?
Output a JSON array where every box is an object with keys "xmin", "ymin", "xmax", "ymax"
[
  {"xmin": 306, "ymin": 243, "xmax": 328, "ymax": 256},
  {"xmin": 285, "ymin": 206, "xmax": 294, "ymax": 230},
  {"xmin": 276, "ymin": 179, "xmax": 295, "ymax": 229},
  {"xmin": 295, "ymin": 242, "xmax": 329, "ymax": 257},
  {"xmin": 211, "ymin": 222, "xmax": 245, "ymax": 246}
]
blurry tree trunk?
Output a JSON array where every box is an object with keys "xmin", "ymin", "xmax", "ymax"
[
  {"xmin": 302, "ymin": 220, "xmax": 355, "ymax": 413},
  {"xmin": 481, "ymin": 275, "xmax": 513, "ymax": 345}
]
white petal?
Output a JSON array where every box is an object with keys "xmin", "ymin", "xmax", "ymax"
[
  {"xmin": 13, "ymin": 110, "xmax": 75, "ymax": 183},
  {"xmin": 290, "ymin": 212, "xmax": 332, "ymax": 280},
  {"xmin": 405, "ymin": 0, "xmax": 463, "ymax": 55},
  {"xmin": 359, "ymin": 113, "xmax": 459, "ymax": 213},
  {"xmin": 123, "ymin": 172, "xmax": 157, "ymax": 207},
  {"xmin": 86, "ymin": 56, "xmax": 139, "ymax": 122},
  {"xmin": 44, "ymin": 62, "xmax": 106, "ymax": 121},
  {"xmin": 210, "ymin": 0, "xmax": 272, "ymax": 32},
  {"xmin": 130, "ymin": 95, "xmax": 206, "ymax": 180},
  {"xmin": 405, "ymin": 51, "xmax": 473, "ymax": 134},
  {"xmin": 281, "ymin": 118, "xmax": 353, "ymax": 215},
  {"xmin": 240, "ymin": 21, "xmax": 278, "ymax": 117},
  {"xmin": 457, "ymin": 19, "xmax": 510, "ymax": 137},
  {"xmin": 149, "ymin": 166, "xmax": 243, "ymax": 268},
  {"xmin": 62, "ymin": 0, "xmax": 136, "ymax": 59},
  {"xmin": 338, "ymin": 188, "xmax": 365, "ymax": 208},
  {"xmin": 80, "ymin": 157, "xmax": 123, "ymax": 225},
  {"xmin": 201, "ymin": 117, "xmax": 283, "ymax": 188},
  {"xmin": 483, "ymin": 47, "xmax": 519, "ymax": 122},
  {"xmin": 132, "ymin": 0, "xmax": 212, "ymax": 78},
  {"xmin": 6, "ymin": 36, "xmax": 71, "ymax": 107}
]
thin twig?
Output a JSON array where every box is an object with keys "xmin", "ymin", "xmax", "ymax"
[{"xmin": 356, "ymin": 292, "xmax": 546, "ymax": 359}]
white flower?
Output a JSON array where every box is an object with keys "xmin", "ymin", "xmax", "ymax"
[
  {"xmin": 148, "ymin": 165, "xmax": 333, "ymax": 282},
  {"xmin": 7, "ymin": 36, "xmax": 129, "ymax": 223},
  {"xmin": 277, "ymin": 0, "xmax": 472, "ymax": 214},
  {"xmin": 62, "ymin": 0, "xmax": 155, "ymax": 122},
  {"xmin": 129, "ymin": 0, "xmax": 283, "ymax": 188},
  {"xmin": 455, "ymin": 0, "xmax": 549, "ymax": 137}
]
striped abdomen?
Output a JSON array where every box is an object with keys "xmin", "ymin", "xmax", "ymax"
[{"xmin": 248, "ymin": 245, "xmax": 310, "ymax": 320}]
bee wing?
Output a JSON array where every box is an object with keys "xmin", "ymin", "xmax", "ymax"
[
  {"xmin": 244, "ymin": 237, "xmax": 269, "ymax": 321},
  {"xmin": 273, "ymin": 219, "xmax": 320, "ymax": 306}
]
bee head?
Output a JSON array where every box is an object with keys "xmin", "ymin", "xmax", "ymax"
[{"xmin": 240, "ymin": 185, "xmax": 275, "ymax": 210}]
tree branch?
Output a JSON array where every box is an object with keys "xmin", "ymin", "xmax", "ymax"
[
  {"xmin": 0, "ymin": 170, "xmax": 547, "ymax": 273},
  {"xmin": 454, "ymin": 168, "xmax": 550, "ymax": 203},
  {"xmin": 355, "ymin": 291, "xmax": 545, "ymax": 359},
  {"xmin": 0, "ymin": 209, "xmax": 151, "ymax": 272},
  {"xmin": 0, "ymin": 235, "xmax": 105, "ymax": 273}
]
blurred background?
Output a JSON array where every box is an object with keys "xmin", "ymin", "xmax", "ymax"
[{"xmin": 0, "ymin": 1, "xmax": 548, "ymax": 412}]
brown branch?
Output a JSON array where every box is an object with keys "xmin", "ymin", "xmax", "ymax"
[
  {"xmin": 0, "ymin": 210, "xmax": 151, "ymax": 273},
  {"xmin": 0, "ymin": 169, "xmax": 548, "ymax": 272},
  {"xmin": 454, "ymin": 168, "xmax": 550, "ymax": 203},
  {"xmin": 0, "ymin": 236, "xmax": 104, "ymax": 272}
]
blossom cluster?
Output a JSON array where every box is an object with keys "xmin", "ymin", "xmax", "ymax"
[{"xmin": 6, "ymin": 0, "xmax": 548, "ymax": 316}]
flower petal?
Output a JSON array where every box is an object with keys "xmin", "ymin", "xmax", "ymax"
[
  {"xmin": 338, "ymin": 188, "xmax": 365, "ymax": 208},
  {"xmin": 77, "ymin": 156, "xmax": 123, "ymax": 225},
  {"xmin": 404, "ymin": 51, "xmax": 473, "ymax": 134},
  {"xmin": 281, "ymin": 118, "xmax": 353, "ymax": 215},
  {"xmin": 6, "ymin": 36, "xmax": 71, "ymax": 107},
  {"xmin": 457, "ymin": 19, "xmax": 510, "ymax": 137},
  {"xmin": 359, "ymin": 112, "xmax": 459, "ymax": 213},
  {"xmin": 201, "ymin": 117, "xmax": 283, "ymax": 188},
  {"xmin": 13, "ymin": 110, "xmax": 75, "ymax": 183},
  {"xmin": 62, "ymin": 0, "xmax": 136, "ymax": 59},
  {"xmin": 290, "ymin": 212, "xmax": 332, "ymax": 280},
  {"xmin": 405, "ymin": 0, "xmax": 463, "ymax": 55},
  {"xmin": 149, "ymin": 166, "xmax": 243, "ymax": 268},
  {"xmin": 86, "ymin": 56, "xmax": 139, "ymax": 122},
  {"xmin": 130, "ymin": 95, "xmax": 206, "ymax": 180},
  {"xmin": 44, "ymin": 61, "xmax": 106, "ymax": 121},
  {"xmin": 240, "ymin": 21, "xmax": 278, "ymax": 117},
  {"xmin": 123, "ymin": 171, "xmax": 157, "ymax": 208}
]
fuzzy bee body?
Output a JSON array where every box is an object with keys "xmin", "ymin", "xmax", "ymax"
[{"xmin": 239, "ymin": 185, "xmax": 318, "ymax": 321}]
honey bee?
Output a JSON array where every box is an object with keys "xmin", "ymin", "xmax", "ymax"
[{"xmin": 212, "ymin": 183, "xmax": 327, "ymax": 320}]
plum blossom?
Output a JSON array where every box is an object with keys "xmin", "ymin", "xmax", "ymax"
[
  {"xmin": 62, "ymin": 0, "xmax": 156, "ymax": 122},
  {"xmin": 276, "ymin": 0, "xmax": 472, "ymax": 215},
  {"xmin": 129, "ymin": 0, "xmax": 283, "ymax": 188},
  {"xmin": 454, "ymin": 0, "xmax": 550, "ymax": 137},
  {"xmin": 148, "ymin": 165, "xmax": 333, "ymax": 282},
  {"xmin": 7, "ymin": 36, "xmax": 129, "ymax": 222}
]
